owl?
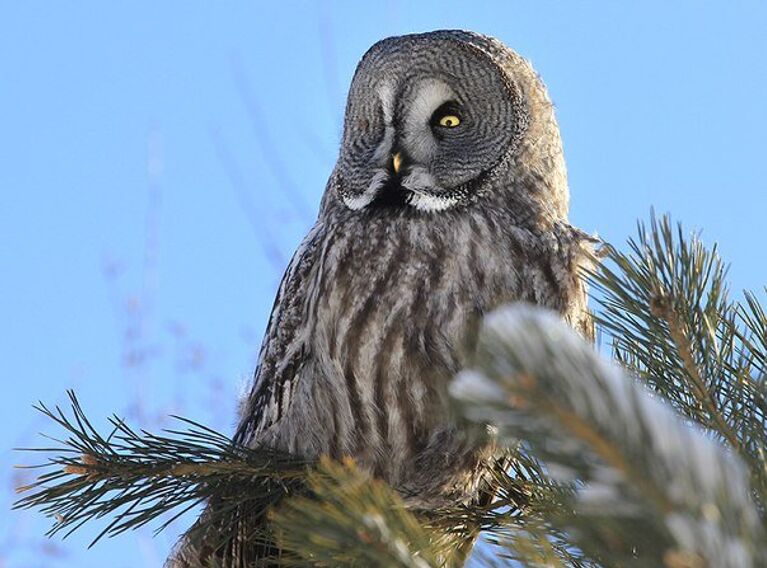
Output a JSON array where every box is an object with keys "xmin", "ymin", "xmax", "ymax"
[{"xmin": 169, "ymin": 30, "xmax": 593, "ymax": 567}]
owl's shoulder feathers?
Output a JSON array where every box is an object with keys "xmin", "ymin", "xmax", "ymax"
[{"xmin": 234, "ymin": 222, "xmax": 329, "ymax": 445}]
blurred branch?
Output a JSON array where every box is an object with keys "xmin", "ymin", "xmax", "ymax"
[
  {"xmin": 452, "ymin": 304, "xmax": 766, "ymax": 567},
  {"xmin": 210, "ymin": 125, "xmax": 287, "ymax": 271},
  {"xmin": 231, "ymin": 54, "xmax": 313, "ymax": 223}
]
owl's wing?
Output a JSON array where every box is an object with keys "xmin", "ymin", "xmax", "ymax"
[
  {"xmin": 233, "ymin": 222, "xmax": 325, "ymax": 446},
  {"xmin": 166, "ymin": 225, "xmax": 328, "ymax": 567}
]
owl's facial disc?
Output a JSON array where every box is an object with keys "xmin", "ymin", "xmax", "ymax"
[
  {"xmin": 340, "ymin": 79, "xmax": 476, "ymax": 212},
  {"xmin": 337, "ymin": 33, "xmax": 521, "ymax": 213}
]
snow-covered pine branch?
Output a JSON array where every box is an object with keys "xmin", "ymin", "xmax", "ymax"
[{"xmin": 452, "ymin": 304, "xmax": 765, "ymax": 568}]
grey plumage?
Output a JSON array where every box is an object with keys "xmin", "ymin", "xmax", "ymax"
[{"xmin": 169, "ymin": 29, "xmax": 594, "ymax": 567}]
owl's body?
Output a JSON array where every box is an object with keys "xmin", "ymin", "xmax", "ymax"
[
  {"xmin": 169, "ymin": 30, "xmax": 593, "ymax": 567},
  {"xmin": 235, "ymin": 205, "xmax": 590, "ymax": 503}
]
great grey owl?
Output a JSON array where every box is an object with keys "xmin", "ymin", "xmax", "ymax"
[{"xmin": 169, "ymin": 29, "xmax": 594, "ymax": 567}]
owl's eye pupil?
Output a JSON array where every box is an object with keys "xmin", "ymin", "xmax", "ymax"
[{"xmin": 438, "ymin": 115, "xmax": 460, "ymax": 128}]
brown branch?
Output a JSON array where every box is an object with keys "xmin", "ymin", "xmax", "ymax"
[
  {"xmin": 48, "ymin": 452, "xmax": 307, "ymax": 487},
  {"xmin": 650, "ymin": 294, "xmax": 743, "ymax": 452}
]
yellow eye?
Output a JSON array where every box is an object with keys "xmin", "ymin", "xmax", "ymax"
[{"xmin": 437, "ymin": 114, "xmax": 461, "ymax": 128}]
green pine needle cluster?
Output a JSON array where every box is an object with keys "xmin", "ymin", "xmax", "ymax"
[
  {"xmin": 270, "ymin": 457, "xmax": 446, "ymax": 567},
  {"xmin": 14, "ymin": 392, "xmax": 307, "ymax": 547},
  {"xmin": 591, "ymin": 214, "xmax": 767, "ymax": 500}
]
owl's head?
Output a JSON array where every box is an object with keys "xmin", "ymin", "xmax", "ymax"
[{"xmin": 331, "ymin": 30, "xmax": 568, "ymax": 219}]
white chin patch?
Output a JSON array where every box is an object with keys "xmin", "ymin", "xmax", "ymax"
[
  {"xmin": 401, "ymin": 167, "xmax": 460, "ymax": 211},
  {"xmin": 406, "ymin": 190, "xmax": 461, "ymax": 212}
]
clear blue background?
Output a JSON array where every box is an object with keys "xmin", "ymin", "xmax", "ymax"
[{"xmin": 2, "ymin": 2, "xmax": 765, "ymax": 566}]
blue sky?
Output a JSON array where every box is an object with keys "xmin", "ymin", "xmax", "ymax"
[{"xmin": 1, "ymin": 2, "xmax": 766, "ymax": 566}]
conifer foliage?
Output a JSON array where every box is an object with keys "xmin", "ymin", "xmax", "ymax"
[{"xmin": 15, "ymin": 215, "xmax": 767, "ymax": 567}]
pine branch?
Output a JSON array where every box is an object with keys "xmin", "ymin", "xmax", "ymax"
[
  {"xmin": 14, "ymin": 390, "xmax": 308, "ymax": 546},
  {"xmin": 451, "ymin": 304, "xmax": 766, "ymax": 567},
  {"xmin": 15, "ymin": 392, "xmax": 530, "ymax": 566},
  {"xmin": 590, "ymin": 213, "xmax": 767, "ymax": 502}
]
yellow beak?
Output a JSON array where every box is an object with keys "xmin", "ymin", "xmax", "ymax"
[{"xmin": 392, "ymin": 152, "xmax": 403, "ymax": 175}]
